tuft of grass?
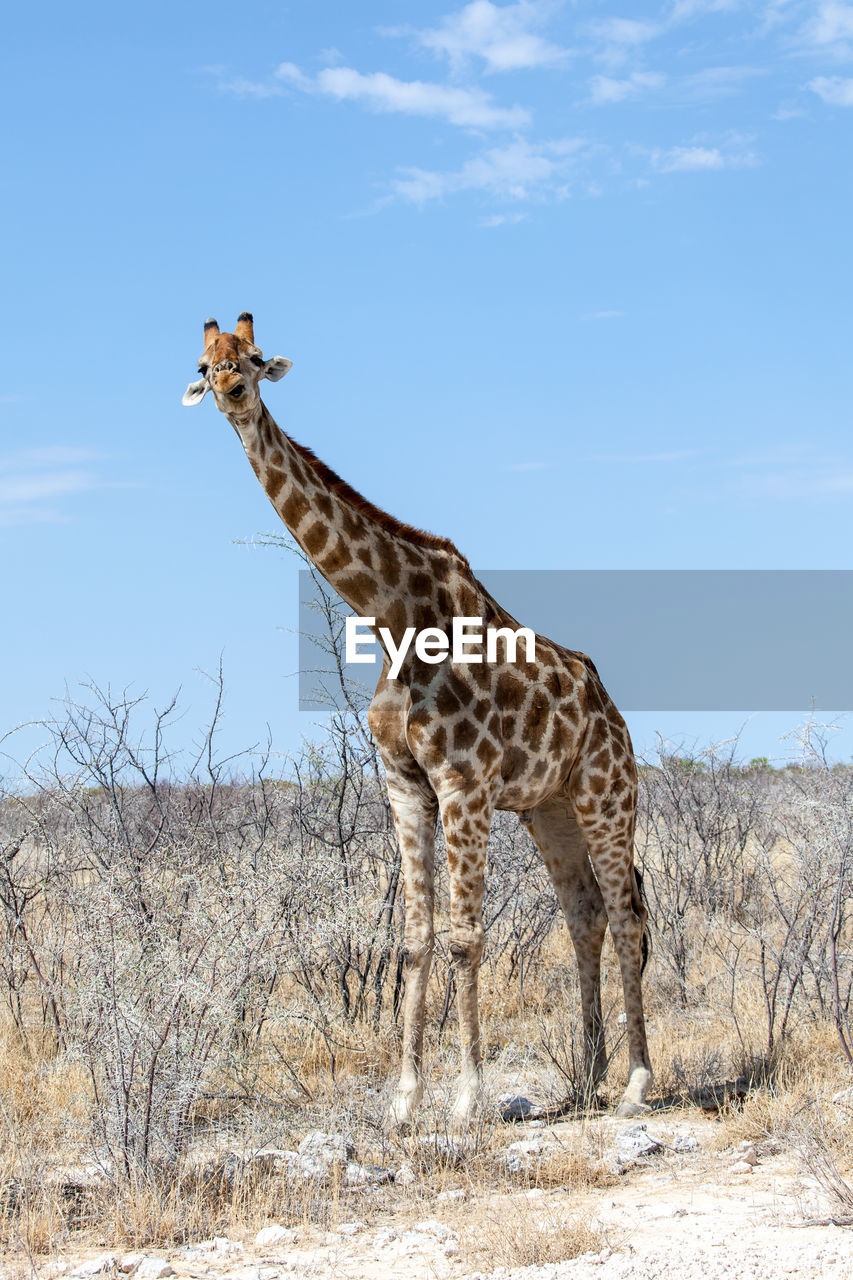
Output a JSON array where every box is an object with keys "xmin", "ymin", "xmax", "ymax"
[{"xmin": 462, "ymin": 1195, "xmax": 611, "ymax": 1269}]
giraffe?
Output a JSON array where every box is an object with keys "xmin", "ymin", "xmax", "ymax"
[{"xmin": 182, "ymin": 313, "xmax": 653, "ymax": 1125}]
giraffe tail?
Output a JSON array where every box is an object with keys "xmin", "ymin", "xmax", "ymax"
[{"xmin": 633, "ymin": 865, "xmax": 652, "ymax": 975}]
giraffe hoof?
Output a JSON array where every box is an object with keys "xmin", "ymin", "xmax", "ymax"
[
  {"xmin": 386, "ymin": 1089, "xmax": 421, "ymax": 1132},
  {"xmin": 615, "ymin": 1099, "xmax": 651, "ymax": 1118}
]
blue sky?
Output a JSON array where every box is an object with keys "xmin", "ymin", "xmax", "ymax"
[{"xmin": 2, "ymin": 0, "xmax": 852, "ymax": 775}]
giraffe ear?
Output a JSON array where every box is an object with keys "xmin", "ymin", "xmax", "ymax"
[
  {"xmin": 182, "ymin": 378, "xmax": 210, "ymax": 406},
  {"xmin": 262, "ymin": 356, "xmax": 292, "ymax": 383}
]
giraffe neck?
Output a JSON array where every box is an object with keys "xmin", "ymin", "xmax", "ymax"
[{"xmin": 228, "ymin": 400, "xmax": 466, "ymax": 639}]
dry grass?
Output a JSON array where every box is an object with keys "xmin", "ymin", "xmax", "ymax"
[
  {"xmin": 3, "ymin": 932, "xmax": 853, "ymax": 1263},
  {"xmin": 461, "ymin": 1194, "xmax": 612, "ymax": 1270}
]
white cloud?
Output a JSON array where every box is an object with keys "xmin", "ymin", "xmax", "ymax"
[
  {"xmin": 413, "ymin": 0, "xmax": 570, "ymax": 72},
  {"xmin": 588, "ymin": 71, "xmax": 664, "ymax": 103},
  {"xmin": 589, "ymin": 17, "xmax": 662, "ymax": 47},
  {"xmin": 0, "ymin": 446, "xmax": 99, "ymax": 470},
  {"xmin": 587, "ymin": 17, "xmax": 662, "ymax": 67},
  {"xmin": 219, "ymin": 75, "xmax": 286, "ymax": 100},
  {"xmin": 588, "ymin": 449, "xmax": 703, "ymax": 462},
  {"xmin": 0, "ymin": 472, "xmax": 94, "ymax": 505},
  {"xmin": 480, "ymin": 212, "xmax": 529, "ymax": 225},
  {"xmin": 588, "ymin": 4, "xmax": 748, "ymax": 69},
  {"xmin": 808, "ymin": 74, "xmax": 853, "ymax": 104},
  {"xmin": 730, "ymin": 445, "xmax": 853, "ymax": 499},
  {"xmin": 803, "ymin": 2, "xmax": 853, "ymax": 47},
  {"xmin": 650, "ymin": 139, "xmax": 757, "ymax": 170},
  {"xmin": 274, "ymin": 62, "xmax": 530, "ymax": 128},
  {"xmin": 679, "ymin": 65, "xmax": 765, "ymax": 99},
  {"xmin": 588, "ymin": 65, "xmax": 760, "ymax": 107},
  {"xmin": 670, "ymin": 0, "xmax": 740, "ymax": 17},
  {"xmin": 656, "ymin": 145, "xmax": 727, "ymax": 170},
  {"xmin": 0, "ymin": 451, "xmax": 100, "ymax": 526},
  {"xmin": 743, "ymin": 468, "xmax": 853, "ymax": 498},
  {"xmin": 390, "ymin": 137, "xmax": 582, "ymax": 203},
  {"xmin": 773, "ymin": 100, "xmax": 808, "ymax": 119}
]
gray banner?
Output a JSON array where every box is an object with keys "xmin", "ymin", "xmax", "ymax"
[{"xmin": 298, "ymin": 569, "xmax": 853, "ymax": 712}]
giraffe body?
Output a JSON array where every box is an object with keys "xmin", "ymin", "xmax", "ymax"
[{"xmin": 183, "ymin": 316, "xmax": 653, "ymax": 1124}]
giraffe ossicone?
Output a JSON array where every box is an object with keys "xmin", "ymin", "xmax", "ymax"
[{"xmin": 183, "ymin": 314, "xmax": 654, "ymax": 1126}]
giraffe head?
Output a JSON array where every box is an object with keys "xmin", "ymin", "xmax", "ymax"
[{"xmin": 182, "ymin": 313, "xmax": 292, "ymax": 413}]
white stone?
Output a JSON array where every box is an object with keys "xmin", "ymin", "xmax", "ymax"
[
  {"xmin": 71, "ymin": 1255, "xmax": 116, "ymax": 1278},
  {"xmin": 501, "ymin": 1136, "xmax": 545, "ymax": 1172},
  {"xmin": 412, "ymin": 1220, "xmax": 456, "ymax": 1241},
  {"xmin": 343, "ymin": 1161, "xmax": 393, "ymax": 1186},
  {"xmin": 614, "ymin": 1124, "xmax": 663, "ymax": 1162},
  {"xmin": 296, "ymin": 1131, "xmax": 355, "ymax": 1170},
  {"xmin": 136, "ymin": 1262, "xmax": 175, "ymax": 1280},
  {"xmin": 399, "ymin": 1232, "xmax": 430, "ymax": 1255},
  {"xmin": 731, "ymin": 1160, "xmax": 754, "ymax": 1174},
  {"xmin": 395, "ymin": 1162, "xmax": 416, "ymax": 1185},
  {"xmin": 336, "ymin": 1222, "xmax": 367, "ymax": 1237},
  {"xmin": 254, "ymin": 1225, "xmax": 294, "ymax": 1249},
  {"xmin": 436, "ymin": 1188, "xmax": 467, "ymax": 1203},
  {"xmin": 117, "ymin": 1256, "xmax": 144, "ymax": 1275},
  {"xmin": 199, "ymin": 1238, "xmax": 244, "ymax": 1258}
]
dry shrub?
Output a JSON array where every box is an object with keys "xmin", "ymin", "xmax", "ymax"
[
  {"xmin": 510, "ymin": 1138, "xmax": 615, "ymax": 1194},
  {"xmin": 463, "ymin": 1195, "xmax": 610, "ymax": 1269},
  {"xmin": 3, "ymin": 562, "xmax": 853, "ymax": 1255},
  {"xmin": 797, "ymin": 1127, "xmax": 853, "ymax": 1221}
]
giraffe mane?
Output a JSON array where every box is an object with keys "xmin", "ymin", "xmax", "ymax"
[{"xmin": 284, "ymin": 431, "xmax": 470, "ymax": 565}]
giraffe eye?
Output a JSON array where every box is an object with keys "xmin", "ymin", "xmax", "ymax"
[
  {"xmin": 198, "ymin": 364, "xmax": 208, "ymax": 376},
  {"xmin": 249, "ymin": 355, "xmax": 264, "ymax": 368}
]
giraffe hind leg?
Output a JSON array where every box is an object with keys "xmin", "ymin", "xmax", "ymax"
[
  {"xmin": 568, "ymin": 751, "xmax": 653, "ymax": 1117},
  {"xmin": 524, "ymin": 797, "xmax": 609, "ymax": 1099}
]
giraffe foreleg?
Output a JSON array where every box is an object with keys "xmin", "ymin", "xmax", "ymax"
[{"xmin": 438, "ymin": 787, "xmax": 492, "ymax": 1127}]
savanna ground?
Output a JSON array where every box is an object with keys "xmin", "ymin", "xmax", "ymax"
[{"xmin": 2, "ymin": 575, "xmax": 853, "ymax": 1278}]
